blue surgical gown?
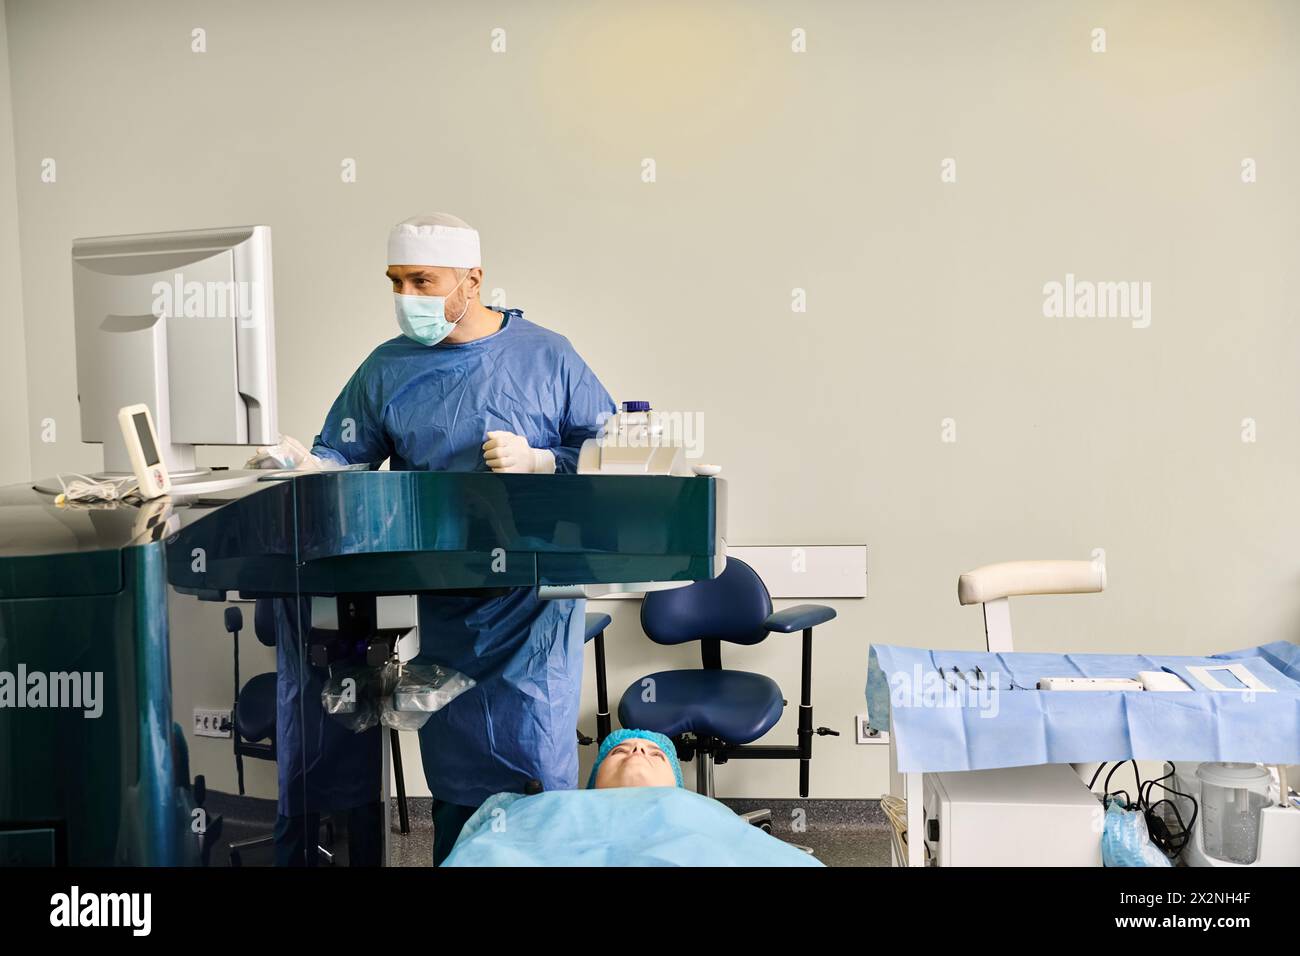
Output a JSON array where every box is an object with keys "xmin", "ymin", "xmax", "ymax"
[
  {"xmin": 309, "ymin": 309, "xmax": 615, "ymax": 806},
  {"xmin": 259, "ymin": 596, "xmax": 382, "ymax": 819}
]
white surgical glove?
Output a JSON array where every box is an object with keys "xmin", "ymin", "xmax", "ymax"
[
  {"xmin": 245, "ymin": 435, "xmax": 325, "ymax": 471},
  {"xmin": 482, "ymin": 431, "xmax": 556, "ymax": 474}
]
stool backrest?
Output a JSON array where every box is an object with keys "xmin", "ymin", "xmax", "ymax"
[{"xmin": 641, "ymin": 557, "xmax": 772, "ymax": 647}]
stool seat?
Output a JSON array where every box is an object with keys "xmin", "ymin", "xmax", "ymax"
[{"xmin": 618, "ymin": 669, "xmax": 784, "ymax": 744}]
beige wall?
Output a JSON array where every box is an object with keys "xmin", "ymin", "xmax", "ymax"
[
  {"xmin": 4, "ymin": 0, "xmax": 1299, "ymax": 800},
  {"xmin": 0, "ymin": 1, "xmax": 30, "ymax": 484}
]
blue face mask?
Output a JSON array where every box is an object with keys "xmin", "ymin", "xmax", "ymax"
[{"xmin": 394, "ymin": 273, "xmax": 469, "ymax": 346}]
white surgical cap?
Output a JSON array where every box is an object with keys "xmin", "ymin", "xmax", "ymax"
[{"xmin": 388, "ymin": 213, "xmax": 481, "ymax": 268}]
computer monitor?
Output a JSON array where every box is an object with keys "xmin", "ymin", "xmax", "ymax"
[{"xmin": 71, "ymin": 225, "xmax": 278, "ymax": 476}]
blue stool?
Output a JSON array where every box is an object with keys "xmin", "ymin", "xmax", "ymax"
[{"xmin": 616, "ymin": 558, "xmax": 839, "ymax": 798}]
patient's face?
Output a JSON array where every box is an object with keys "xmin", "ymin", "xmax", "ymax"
[{"xmin": 594, "ymin": 737, "xmax": 677, "ymax": 789}]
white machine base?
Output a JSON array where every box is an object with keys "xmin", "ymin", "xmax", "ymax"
[
  {"xmin": 920, "ymin": 764, "xmax": 1103, "ymax": 866},
  {"xmin": 1165, "ymin": 763, "xmax": 1300, "ymax": 866},
  {"xmin": 1182, "ymin": 805, "xmax": 1300, "ymax": 867}
]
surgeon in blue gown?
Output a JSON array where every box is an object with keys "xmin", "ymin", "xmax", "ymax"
[{"xmin": 255, "ymin": 213, "xmax": 615, "ymax": 864}]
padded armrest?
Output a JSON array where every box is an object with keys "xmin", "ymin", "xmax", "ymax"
[
  {"xmin": 584, "ymin": 612, "xmax": 612, "ymax": 643},
  {"xmin": 957, "ymin": 559, "xmax": 1105, "ymax": 605},
  {"xmin": 764, "ymin": 604, "xmax": 837, "ymax": 633}
]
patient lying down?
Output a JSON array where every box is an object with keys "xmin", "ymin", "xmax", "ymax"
[
  {"xmin": 441, "ymin": 729, "xmax": 824, "ymax": 866},
  {"xmin": 587, "ymin": 729, "xmax": 684, "ymax": 790}
]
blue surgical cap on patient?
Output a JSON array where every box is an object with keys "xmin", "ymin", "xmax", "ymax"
[{"xmin": 586, "ymin": 728, "xmax": 684, "ymax": 789}]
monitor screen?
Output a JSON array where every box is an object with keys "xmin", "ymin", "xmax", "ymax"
[{"xmin": 133, "ymin": 412, "xmax": 160, "ymax": 466}]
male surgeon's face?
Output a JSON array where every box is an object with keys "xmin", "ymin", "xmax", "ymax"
[
  {"xmin": 594, "ymin": 737, "xmax": 677, "ymax": 789},
  {"xmin": 387, "ymin": 261, "xmax": 475, "ymax": 295},
  {"xmin": 386, "ymin": 264, "xmax": 479, "ymax": 320}
]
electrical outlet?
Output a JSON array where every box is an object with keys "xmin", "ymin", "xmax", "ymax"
[
  {"xmin": 855, "ymin": 714, "xmax": 888, "ymax": 745},
  {"xmin": 194, "ymin": 708, "xmax": 232, "ymax": 739}
]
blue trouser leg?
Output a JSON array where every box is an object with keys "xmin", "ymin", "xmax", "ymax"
[
  {"xmin": 275, "ymin": 805, "xmax": 384, "ymax": 866},
  {"xmin": 273, "ymin": 812, "xmax": 321, "ymax": 867},
  {"xmin": 347, "ymin": 801, "xmax": 384, "ymax": 867}
]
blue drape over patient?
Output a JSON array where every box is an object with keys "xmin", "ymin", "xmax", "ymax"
[
  {"xmin": 442, "ymin": 789, "xmax": 825, "ymax": 867},
  {"xmin": 304, "ymin": 309, "xmax": 615, "ymax": 806}
]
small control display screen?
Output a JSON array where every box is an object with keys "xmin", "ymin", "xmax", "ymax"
[{"xmin": 133, "ymin": 412, "xmax": 160, "ymax": 466}]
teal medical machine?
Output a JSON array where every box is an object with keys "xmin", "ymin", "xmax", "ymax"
[{"xmin": 0, "ymin": 471, "xmax": 725, "ymax": 865}]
